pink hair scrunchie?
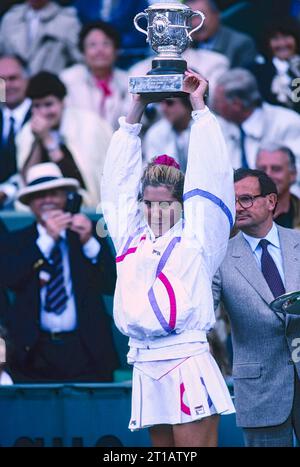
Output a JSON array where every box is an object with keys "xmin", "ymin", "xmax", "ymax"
[{"xmin": 152, "ymin": 154, "xmax": 180, "ymax": 170}]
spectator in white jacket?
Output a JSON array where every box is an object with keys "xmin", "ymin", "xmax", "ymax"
[
  {"xmin": 0, "ymin": 1, "xmax": 82, "ymax": 75},
  {"xmin": 16, "ymin": 71, "xmax": 112, "ymax": 208},
  {"xmin": 61, "ymin": 21, "xmax": 130, "ymax": 130},
  {"xmin": 212, "ymin": 68, "xmax": 300, "ymax": 195}
]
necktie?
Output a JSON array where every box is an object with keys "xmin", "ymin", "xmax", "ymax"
[
  {"xmin": 239, "ymin": 126, "xmax": 249, "ymax": 169},
  {"xmin": 44, "ymin": 239, "xmax": 68, "ymax": 315},
  {"xmin": 0, "ymin": 116, "xmax": 17, "ymax": 183},
  {"xmin": 259, "ymin": 239, "xmax": 285, "ymax": 298},
  {"xmin": 7, "ymin": 116, "xmax": 16, "ymax": 149},
  {"xmin": 95, "ymin": 76, "xmax": 112, "ymax": 116}
]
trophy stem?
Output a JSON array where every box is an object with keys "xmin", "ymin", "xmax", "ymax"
[{"xmin": 147, "ymin": 58, "xmax": 187, "ymax": 76}]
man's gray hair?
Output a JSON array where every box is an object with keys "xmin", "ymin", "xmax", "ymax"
[
  {"xmin": 257, "ymin": 141, "xmax": 297, "ymax": 172},
  {"xmin": 216, "ymin": 68, "xmax": 262, "ymax": 108},
  {"xmin": 0, "ymin": 54, "xmax": 29, "ymax": 78}
]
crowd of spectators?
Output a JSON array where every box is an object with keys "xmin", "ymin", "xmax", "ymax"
[{"xmin": 0, "ymin": 0, "xmax": 300, "ymax": 388}]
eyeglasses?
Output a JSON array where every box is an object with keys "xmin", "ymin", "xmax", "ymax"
[{"xmin": 235, "ymin": 194, "xmax": 266, "ymax": 209}]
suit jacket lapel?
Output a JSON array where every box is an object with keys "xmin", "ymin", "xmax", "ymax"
[
  {"xmin": 232, "ymin": 232, "xmax": 275, "ymax": 305},
  {"xmin": 278, "ymin": 226, "xmax": 300, "ymax": 292},
  {"xmin": 22, "ymin": 107, "xmax": 32, "ymax": 127}
]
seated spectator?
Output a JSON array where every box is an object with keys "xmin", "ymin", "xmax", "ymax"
[
  {"xmin": 212, "ymin": 68, "xmax": 300, "ymax": 194},
  {"xmin": 143, "ymin": 97, "xmax": 193, "ymax": 173},
  {"xmin": 0, "ymin": 0, "xmax": 82, "ymax": 75},
  {"xmin": 61, "ymin": 21, "xmax": 130, "ymax": 130},
  {"xmin": 0, "ymin": 325, "xmax": 13, "ymax": 385},
  {"xmin": 256, "ymin": 143, "xmax": 300, "ymax": 229},
  {"xmin": 250, "ymin": 17, "xmax": 300, "ymax": 114},
  {"xmin": 0, "ymin": 55, "xmax": 31, "ymax": 209},
  {"xmin": 184, "ymin": 0, "xmax": 257, "ymax": 67},
  {"xmin": 212, "ymin": 167, "xmax": 300, "ymax": 447},
  {"xmin": 16, "ymin": 71, "xmax": 112, "ymax": 208},
  {"xmin": 73, "ymin": 0, "xmax": 149, "ymax": 51},
  {"xmin": 0, "ymin": 162, "xmax": 118, "ymax": 382}
]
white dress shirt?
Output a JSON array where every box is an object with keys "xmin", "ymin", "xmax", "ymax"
[
  {"xmin": 242, "ymin": 223, "xmax": 285, "ymax": 285},
  {"xmin": 26, "ymin": 8, "xmax": 41, "ymax": 46},
  {"xmin": 36, "ymin": 224, "xmax": 100, "ymax": 332}
]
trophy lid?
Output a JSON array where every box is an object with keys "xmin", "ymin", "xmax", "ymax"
[
  {"xmin": 270, "ymin": 290, "xmax": 300, "ymax": 315},
  {"xmin": 146, "ymin": 2, "xmax": 191, "ymax": 12}
]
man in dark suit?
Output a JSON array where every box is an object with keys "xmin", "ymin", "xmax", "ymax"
[
  {"xmin": 0, "ymin": 162, "xmax": 119, "ymax": 382},
  {"xmin": 0, "ymin": 55, "xmax": 31, "ymax": 208},
  {"xmin": 185, "ymin": 0, "xmax": 257, "ymax": 67}
]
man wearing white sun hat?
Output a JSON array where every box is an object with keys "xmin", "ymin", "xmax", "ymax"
[{"xmin": 0, "ymin": 162, "xmax": 118, "ymax": 382}]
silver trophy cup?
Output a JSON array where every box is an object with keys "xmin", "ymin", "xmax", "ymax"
[{"xmin": 128, "ymin": 2, "xmax": 205, "ymax": 97}]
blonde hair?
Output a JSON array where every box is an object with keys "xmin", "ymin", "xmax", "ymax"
[{"xmin": 141, "ymin": 159, "xmax": 185, "ymax": 203}]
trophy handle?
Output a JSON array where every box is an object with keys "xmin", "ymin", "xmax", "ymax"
[
  {"xmin": 134, "ymin": 12, "xmax": 148, "ymax": 37},
  {"xmin": 188, "ymin": 11, "xmax": 205, "ymax": 40}
]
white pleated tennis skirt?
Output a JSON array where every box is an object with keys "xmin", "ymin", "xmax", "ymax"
[{"xmin": 129, "ymin": 350, "xmax": 235, "ymax": 431}]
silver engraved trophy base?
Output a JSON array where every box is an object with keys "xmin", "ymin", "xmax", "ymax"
[{"xmin": 129, "ymin": 73, "xmax": 186, "ymax": 98}]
